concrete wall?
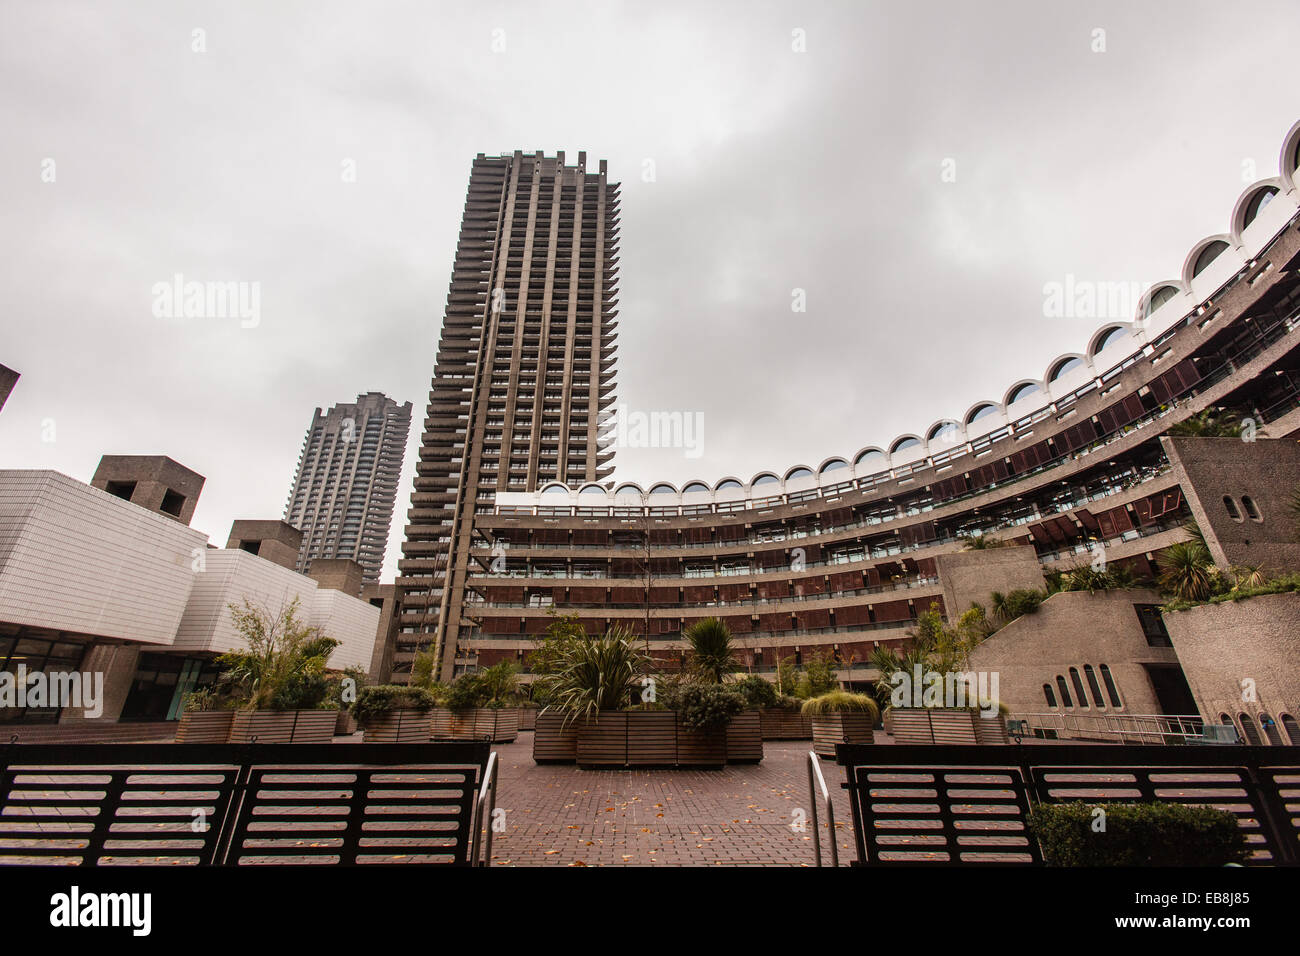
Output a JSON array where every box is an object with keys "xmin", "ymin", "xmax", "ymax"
[
  {"xmin": 0, "ymin": 471, "xmax": 206, "ymax": 644},
  {"xmin": 225, "ymin": 519, "xmax": 303, "ymax": 570},
  {"xmin": 935, "ymin": 544, "xmax": 1044, "ymax": 619},
  {"xmin": 91, "ymin": 455, "xmax": 205, "ymax": 526},
  {"xmin": 1162, "ymin": 591, "xmax": 1300, "ymax": 744},
  {"xmin": 1161, "ymin": 436, "xmax": 1300, "ymax": 572},
  {"xmin": 308, "ymin": 558, "xmax": 364, "ymax": 597},
  {"xmin": 311, "ymin": 589, "xmax": 380, "ymax": 672},
  {"xmin": 968, "ymin": 589, "xmax": 1180, "ymax": 718}
]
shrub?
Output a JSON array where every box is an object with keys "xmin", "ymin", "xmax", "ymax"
[
  {"xmin": 216, "ymin": 598, "xmax": 339, "ymax": 711},
  {"xmin": 352, "ymin": 685, "xmax": 437, "ymax": 725},
  {"xmin": 1028, "ymin": 802, "xmax": 1248, "ymax": 866},
  {"xmin": 674, "ymin": 684, "xmax": 747, "ymax": 732},
  {"xmin": 735, "ymin": 674, "xmax": 779, "ymax": 709},
  {"xmin": 182, "ymin": 687, "xmax": 230, "ymax": 713},
  {"xmin": 535, "ymin": 627, "xmax": 646, "ymax": 723},
  {"xmin": 801, "ymin": 691, "xmax": 879, "ymax": 719}
]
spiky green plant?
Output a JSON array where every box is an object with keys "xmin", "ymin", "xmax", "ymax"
[
  {"xmin": 1166, "ymin": 407, "xmax": 1245, "ymax": 437},
  {"xmin": 1157, "ymin": 540, "xmax": 1216, "ymax": 602},
  {"xmin": 536, "ymin": 627, "xmax": 646, "ymax": 724},
  {"xmin": 961, "ymin": 533, "xmax": 1009, "ymax": 550},
  {"xmin": 683, "ymin": 617, "xmax": 737, "ymax": 684},
  {"xmin": 801, "ymin": 691, "xmax": 879, "ymax": 718},
  {"xmin": 216, "ymin": 598, "xmax": 339, "ymax": 710}
]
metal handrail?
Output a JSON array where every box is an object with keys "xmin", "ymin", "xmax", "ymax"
[
  {"xmin": 806, "ymin": 751, "xmax": 838, "ymax": 867},
  {"xmin": 470, "ymin": 750, "xmax": 499, "ymax": 866},
  {"xmin": 1017, "ymin": 711, "xmax": 1206, "ymax": 744}
]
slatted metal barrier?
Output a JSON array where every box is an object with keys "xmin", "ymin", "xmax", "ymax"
[
  {"xmin": 832, "ymin": 744, "xmax": 1300, "ymax": 867},
  {"xmin": 0, "ymin": 742, "xmax": 494, "ymax": 867}
]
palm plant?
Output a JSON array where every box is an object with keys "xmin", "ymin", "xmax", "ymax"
[
  {"xmin": 1156, "ymin": 540, "xmax": 1216, "ymax": 602},
  {"xmin": 960, "ymin": 533, "xmax": 1009, "ymax": 550},
  {"xmin": 1166, "ymin": 407, "xmax": 1245, "ymax": 437},
  {"xmin": 683, "ymin": 617, "xmax": 737, "ymax": 684},
  {"xmin": 536, "ymin": 626, "xmax": 646, "ymax": 724}
]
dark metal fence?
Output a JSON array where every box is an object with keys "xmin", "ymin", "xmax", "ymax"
[
  {"xmin": 0, "ymin": 742, "xmax": 492, "ymax": 867},
  {"xmin": 834, "ymin": 743, "xmax": 1300, "ymax": 866}
]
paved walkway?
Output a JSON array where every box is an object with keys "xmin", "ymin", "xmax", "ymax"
[{"xmin": 489, "ymin": 734, "xmax": 854, "ymax": 866}]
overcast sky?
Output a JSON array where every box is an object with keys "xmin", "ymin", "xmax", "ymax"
[{"xmin": 2, "ymin": 0, "xmax": 1298, "ymax": 583}]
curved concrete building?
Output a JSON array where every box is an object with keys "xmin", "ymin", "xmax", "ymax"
[{"xmin": 401, "ymin": 123, "xmax": 1300, "ymax": 691}]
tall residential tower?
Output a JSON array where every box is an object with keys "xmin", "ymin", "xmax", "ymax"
[
  {"xmin": 394, "ymin": 150, "xmax": 621, "ymax": 681},
  {"xmin": 284, "ymin": 392, "xmax": 413, "ymax": 591}
]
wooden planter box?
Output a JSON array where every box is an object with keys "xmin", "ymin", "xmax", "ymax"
[
  {"xmin": 335, "ymin": 710, "xmax": 358, "ymax": 736},
  {"xmin": 361, "ymin": 708, "xmax": 433, "ymax": 743},
  {"xmin": 759, "ymin": 708, "xmax": 812, "ymax": 740},
  {"xmin": 973, "ymin": 712, "xmax": 1010, "ymax": 744},
  {"xmin": 429, "ymin": 708, "xmax": 519, "ymax": 743},
  {"xmin": 227, "ymin": 709, "xmax": 339, "ymax": 744},
  {"xmin": 725, "ymin": 711, "xmax": 764, "ymax": 763},
  {"xmin": 889, "ymin": 708, "xmax": 979, "ymax": 745},
  {"xmin": 174, "ymin": 710, "xmax": 234, "ymax": 743},
  {"xmin": 533, "ymin": 711, "xmax": 579, "ymax": 762},
  {"xmin": 516, "ymin": 707, "xmax": 539, "ymax": 731},
  {"xmin": 811, "ymin": 713, "xmax": 875, "ymax": 758}
]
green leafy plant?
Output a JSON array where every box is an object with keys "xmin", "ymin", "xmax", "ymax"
[
  {"xmin": 801, "ymin": 690, "xmax": 879, "ymax": 719},
  {"xmin": 1166, "ymin": 407, "xmax": 1249, "ymax": 438},
  {"xmin": 673, "ymin": 683, "xmax": 746, "ymax": 732},
  {"xmin": 351, "ymin": 685, "xmax": 437, "ymax": 725},
  {"xmin": 181, "ymin": 687, "xmax": 230, "ymax": 713},
  {"xmin": 796, "ymin": 650, "xmax": 839, "ymax": 699},
  {"xmin": 683, "ymin": 617, "xmax": 738, "ymax": 684},
  {"xmin": 734, "ymin": 674, "xmax": 779, "ymax": 709},
  {"xmin": 1028, "ymin": 802, "xmax": 1248, "ymax": 866},
  {"xmin": 960, "ymin": 533, "xmax": 1010, "ymax": 550},
  {"xmin": 870, "ymin": 602, "xmax": 989, "ymax": 709},
  {"xmin": 535, "ymin": 627, "xmax": 647, "ymax": 724},
  {"xmin": 216, "ymin": 598, "xmax": 340, "ymax": 711},
  {"xmin": 1157, "ymin": 539, "xmax": 1216, "ymax": 602}
]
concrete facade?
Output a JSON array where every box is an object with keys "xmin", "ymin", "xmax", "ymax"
[
  {"xmin": 934, "ymin": 545, "xmax": 1045, "ymax": 619},
  {"xmin": 225, "ymin": 519, "xmax": 303, "ymax": 571},
  {"xmin": 1162, "ymin": 591, "xmax": 1300, "ymax": 744},
  {"xmin": 308, "ymin": 558, "xmax": 365, "ymax": 597},
  {"xmin": 0, "ymin": 364, "xmax": 18, "ymax": 412},
  {"xmin": 968, "ymin": 589, "xmax": 1181, "ymax": 718},
  {"xmin": 1161, "ymin": 435, "xmax": 1300, "ymax": 573},
  {"xmin": 91, "ymin": 455, "xmax": 205, "ymax": 526}
]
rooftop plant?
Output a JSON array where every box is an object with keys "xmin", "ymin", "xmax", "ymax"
[{"xmin": 535, "ymin": 626, "xmax": 646, "ymax": 724}]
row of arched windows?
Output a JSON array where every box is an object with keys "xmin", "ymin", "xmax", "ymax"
[
  {"xmin": 1219, "ymin": 711, "xmax": 1297, "ymax": 746},
  {"xmin": 1042, "ymin": 664, "xmax": 1122, "ymax": 709}
]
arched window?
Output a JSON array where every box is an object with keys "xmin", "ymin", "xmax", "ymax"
[
  {"xmin": 1280, "ymin": 714, "xmax": 1300, "ymax": 746},
  {"xmin": 1259, "ymin": 712, "xmax": 1284, "ymax": 745},
  {"xmin": 1007, "ymin": 383, "xmax": 1040, "ymax": 405},
  {"xmin": 819, "ymin": 459, "xmax": 848, "ymax": 475},
  {"xmin": 854, "ymin": 450, "xmax": 887, "ymax": 471},
  {"xmin": 715, "ymin": 479, "xmax": 743, "ymax": 492},
  {"xmin": 1224, "ymin": 496, "xmax": 1242, "ymax": 521},
  {"xmin": 752, "ymin": 474, "xmax": 779, "ymax": 489},
  {"xmin": 1083, "ymin": 665, "xmax": 1105, "ymax": 708},
  {"xmin": 786, "ymin": 468, "xmax": 813, "ymax": 482},
  {"xmin": 1093, "ymin": 326, "xmax": 1130, "ymax": 355},
  {"xmin": 891, "ymin": 437, "xmax": 921, "ymax": 454},
  {"xmin": 1242, "ymin": 495, "xmax": 1261, "ymax": 521},
  {"xmin": 966, "ymin": 403, "xmax": 998, "ymax": 425},
  {"xmin": 681, "ymin": 482, "xmax": 709, "ymax": 495},
  {"xmin": 648, "ymin": 484, "xmax": 676, "ymax": 496},
  {"xmin": 1243, "ymin": 187, "xmax": 1277, "ymax": 228},
  {"xmin": 1043, "ymin": 683, "xmax": 1058, "ymax": 708},
  {"xmin": 541, "ymin": 484, "xmax": 569, "ymax": 497},
  {"xmin": 1192, "ymin": 241, "xmax": 1228, "ymax": 277},
  {"xmin": 1055, "ymin": 676, "xmax": 1073, "ymax": 708},
  {"xmin": 1069, "ymin": 667, "xmax": 1089, "ymax": 708},
  {"xmin": 1238, "ymin": 713, "xmax": 1262, "ymax": 745},
  {"xmin": 928, "ymin": 422, "xmax": 959, "ymax": 444},
  {"xmin": 1143, "ymin": 286, "xmax": 1178, "ymax": 319},
  {"xmin": 1049, "ymin": 357, "xmax": 1084, "ymax": 382},
  {"xmin": 1099, "ymin": 664, "xmax": 1121, "ymax": 707}
]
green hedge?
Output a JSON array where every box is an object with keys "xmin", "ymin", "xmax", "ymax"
[
  {"xmin": 352, "ymin": 685, "xmax": 437, "ymax": 725},
  {"xmin": 1028, "ymin": 802, "xmax": 1248, "ymax": 866}
]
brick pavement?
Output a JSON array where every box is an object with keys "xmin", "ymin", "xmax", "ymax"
[{"xmin": 488, "ymin": 735, "xmax": 854, "ymax": 866}]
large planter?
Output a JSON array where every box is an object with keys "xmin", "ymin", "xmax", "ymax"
[
  {"xmin": 889, "ymin": 708, "xmax": 978, "ymax": 745},
  {"xmin": 361, "ymin": 708, "xmax": 434, "ymax": 743},
  {"xmin": 538, "ymin": 710, "xmax": 760, "ymax": 767},
  {"xmin": 533, "ymin": 711, "xmax": 579, "ymax": 762},
  {"xmin": 335, "ymin": 710, "xmax": 358, "ymax": 736},
  {"xmin": 516, "ymin": 706, "xmax": 539, "ymax": 731},
  {"xmin": 174, "ymin": 710, "xmax": 234, "ymax": 743},
  {"xmin": 811, "ymin": 713, "xmax": 875, "ymax": 757},
  {"xmin": 725, "ymin": 710, "xmax": 764, "ymax": 763},
  {"xmin": 429, "ymin": 707, "xmax": 519, "ymax": 743},
  {"xmin": 759, "ymin": 707, "xmax": 812, "ymax": 740},
  {"xmin": 227, "ymin": 709, "xmax": 339, "ymax": 744}
]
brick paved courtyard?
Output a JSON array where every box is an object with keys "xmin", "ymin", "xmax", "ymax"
[{"xmin": 488, "ymin": 734, "xmax": 854, "ymax": 866}]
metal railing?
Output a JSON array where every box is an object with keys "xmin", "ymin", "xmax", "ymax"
[
  {"xmin": 806, "ymin": 751, "xmax": 839, "ymax": 867},
  {"xmin": 470, "ymin": 750, "xmax": 499, "ymax": 867},
  {"xmin": 1016, "ymin": 711, "xmax": 1206, "ymax": 744}
]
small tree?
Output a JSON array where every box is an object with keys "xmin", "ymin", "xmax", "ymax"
[
  {"xmin": 683, "ymin": 617, "xmax": 738, "ymax": 684},
  {"xmin": 217, "ymin": 597, "xmax": 339, "ymax": 710}
]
